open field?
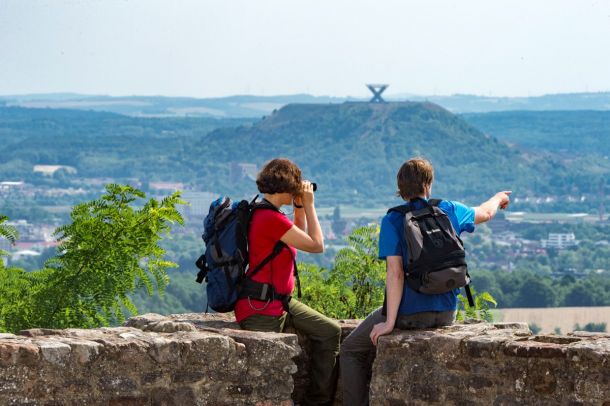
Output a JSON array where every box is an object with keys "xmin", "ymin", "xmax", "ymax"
[{"xmin": 497, "ymin": 306, "xmax": 610, "ymax": 334}]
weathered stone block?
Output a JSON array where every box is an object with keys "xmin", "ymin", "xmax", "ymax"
[
  {"xmin": 39, "ymin": 341, "xmax": 71, "ymax": 365},
  {"xmin": 172, "ymin": 370, "xmax": 205, "ymax": 383},
  {"xmin": 109, "ymin": 397, "xmax": 149, "ymax": 406},
  {"xmin": 150, "ymin": 387, "xmax": 197, "ymax": 405},
  {"xmin": 504, "ymin": 340, "xmax": 567, "ymax": 358},
  {"xmin": 0, "ymin": 342, "xmax": 39, "ymax": 366},
  {"xmin": 99, "ymin": 375, "xmax": 139, "ymax": 393}
]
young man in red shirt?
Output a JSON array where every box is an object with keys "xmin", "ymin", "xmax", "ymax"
[{"xmin": 235, "ymin": 158, "xmax": 340, "ymax": 406}]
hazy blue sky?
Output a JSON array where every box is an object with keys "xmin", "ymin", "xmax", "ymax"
[{"xmin": 1, "ymin": 0, "xmax": 610, "ymax": 98}]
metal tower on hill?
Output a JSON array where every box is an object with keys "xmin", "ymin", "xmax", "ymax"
[{"xmin": 366, "ymin": 84, "xmax": 389, "ymax": 103}]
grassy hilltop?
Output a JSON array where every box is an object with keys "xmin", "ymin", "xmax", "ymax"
[{"xmin": 200, "ymin": 102, "xmax": 603, "ymax": 206}]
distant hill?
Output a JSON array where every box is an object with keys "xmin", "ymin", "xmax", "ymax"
[
  {"xmin": 0, "ymin": 94, "xmax": 347, "ymax": 118},
  {"xmin": 196, "ymin": 102, "xmax": 606, "ymax": 206},
  {"xmin": 0, "ymin": 103, "xmax": 608, "ymax": 210},
  {"xmin": 411, "ymin": 92, "xmax": 610, "ymax": 113},
  {"xmin": 2, "ymin": 91, "xmax": 610, "ymax": 118},
  {"xmin": 462, "ymin": 110, "xmax": 610, "ymax": 156},
  {"xmin": 0, "ymin": 106, "xmax": 254, "ymax": 180}
]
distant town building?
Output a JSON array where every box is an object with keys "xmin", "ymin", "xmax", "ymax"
[
  {"xmin": 11, "ymin": 250, "xmax": 41, "ymax": 261},
  {"xmin": 6, "ymin": 220, "xmax": 56, "ymax": 242},
  {"xmin": 487, "ymin": 212, "xmax": 510, "ymax": 234},
  {"xmin": 14, "ymin": 241, "xmax": 59, "ymax": 250},
  {"xmin": 78, "ymin": 177, "xmax": 117, "ymax": 186},
  {"xmin": 541, "ymin": 233, "xmax": 577, "ymax": 249},
  {"xmin": 319, "ymin": 219, "xmax": 336, "ymax": 240},
  {"xmin": 33, "ymin": 165, "xmax": 77, "ymax": 176},
  {"xmin": 149, "ymin": 182, "xmax": 185, "ymax": 191},
  {"xmin": 230, "ymin": 163, "xmax": 258, "ymax": 183},
  {"xmin": 0, "ymin": 181, "xmax": 25, "ymax": 190},
  {"xmin": 0, "ymin": 239, "xmax": 11, "ymax": 253},
  {"xmin": 492, "ymin": 231, "xmax": 519, "ymax": 244},
  {"xmin": 0, "ymin": 181, "xmax": 29, "ymax": 197},
  {"xmin": 180, "ymin": 191, "xmax": 218, "ymax": 221}
]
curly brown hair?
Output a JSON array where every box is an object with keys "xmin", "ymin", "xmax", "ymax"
[
  {"xmin": 397, "ymin": 157, "xmax": 434, "ymax": 200},
  {"xmin": 256, "ymin": 158, "xmax": 303, "ymax": 196}
]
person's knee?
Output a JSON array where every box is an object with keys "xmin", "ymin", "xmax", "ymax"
[
  {"xmin": 331, "ymin": 321, "xmax": 341, "ymax": 340},
  {"xmin": 339, "ymin": 341, "xmax": 351, "ymax": 357},
  {"xmin": 325, "ymin": 320, "xmax": 341, "ymax": 346},
  {"xmin": 313, "ymin": 320, "xmax": 341, "ymax": 351}
]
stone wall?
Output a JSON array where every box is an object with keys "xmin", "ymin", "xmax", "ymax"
[
  {"xmin": 0, "ymin": 313, "xmax": 299, "ymax": 405},
  {"xmin": 371, "ymin": 322, "xmax": 610, "ymax": 405},
  {"xmin": 1, "ymin": 313, "xmax": 609, "ymax": 405}
]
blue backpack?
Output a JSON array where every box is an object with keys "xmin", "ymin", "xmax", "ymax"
[{"xmin": 195, "ymin": 196, "xmax": 301, "ymax": 313}]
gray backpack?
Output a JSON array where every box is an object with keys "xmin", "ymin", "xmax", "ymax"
[{"xmin": 389, "ymin": 198, "xmax": 474, "ymax": 306}]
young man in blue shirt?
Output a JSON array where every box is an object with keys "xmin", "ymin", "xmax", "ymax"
[{"xmin": 340, "ymin": 157, "xmax": 511, "ymax": 405}]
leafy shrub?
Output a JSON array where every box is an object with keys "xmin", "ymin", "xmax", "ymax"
[
  {"xmin": 529, "ymin": 323, "xmax": 542, "ymax": 334},
  {"xmin": 300, "ymin": 225, "xmax": 385, "ymax": 319},
  {"xmin": 574, "ymin": 322, "xmax": 607, "ymax": 332},
  {"xmin": 456, "ymin": 287, "xmax": 497, "ymax": 322},
  {"xmin": 0, "ymin": 184, "xmax": 184, "ymax": 333}
]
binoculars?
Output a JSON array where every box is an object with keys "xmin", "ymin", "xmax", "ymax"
[{"xmin": 312, "ymin": 183, "xmax": 317, "ymax": 192}]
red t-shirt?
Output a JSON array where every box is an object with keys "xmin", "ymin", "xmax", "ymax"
[{"xmin": 234, "ymin": 208, "xmax": 297, "ymax": 323}]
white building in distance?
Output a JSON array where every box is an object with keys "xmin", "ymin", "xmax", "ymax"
[
  {"xmin": 33, "ymin": 165, "xmax": 77, "ymax": 176},
  {"xmin": 541, "ymin": 233, "xmax": 577, "ymax": 249}
]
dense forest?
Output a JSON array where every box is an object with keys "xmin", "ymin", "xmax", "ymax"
[{"xmin": 463, "ymin": 110, "xmax": 610, "ymax": 156}]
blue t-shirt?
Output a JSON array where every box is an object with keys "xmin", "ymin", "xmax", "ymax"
[{"xmin": 378, "ymin": 199, "xmax": 476, "ymax": 315}]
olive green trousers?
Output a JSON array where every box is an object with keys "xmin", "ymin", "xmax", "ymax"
[{"xmin": 239, "ymin": 299, "xmax": 341, "ymax": 406}]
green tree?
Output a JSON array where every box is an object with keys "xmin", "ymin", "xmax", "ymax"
[
  {"xmin": 298, "ymin": 263, "xmax": 354, "ymax": 319},
  {"xmin": 514, "ymin": 275, "xmax": 557, "ymax": 307},
  {"xmin": 0, "ymin": 184, "xmax": 184, "ymax": 333},
  {"xmin": 0, "ymin": 215, "xmax": 18, "ymax": 260},
  {"xmin": 332, "ymin": 225, "xmax": 386, "ymax": 318},
  {"xmin": 300, "ymin": 225, "xmax": 385, "ymax": 319},
  {"xmin": 564, "ymin": 280, "xmax": 607, "ymax": 307}
]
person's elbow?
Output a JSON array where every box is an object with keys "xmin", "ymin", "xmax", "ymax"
[
  {"xmin": 388, "ymin": 267, "xmax": 404, "ymax": 282},
  {"xmin": 386, "ymin": 257, "xmax": 404, "ymax": 280},
  {"xmin": 474, "ymin": 207, "xmax": 493, "ymax": 224},
  {"xmin": 301, "ymin": 239, "xmax": 324, "ymax": 253},
  {"xmin": 310, "ymin": 241, "xmax": 324, "ymax": 253}
]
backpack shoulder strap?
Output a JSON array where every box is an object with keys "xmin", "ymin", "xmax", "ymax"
[
  {"xmin": 246, "ymin": 241, "xmax": 285, "ymax": 279},
  {"xmin": 387, "ymin": 205, "xmax": 412, "ymax": 215},
  {"xmin": 247, "ymin": 196, "xmax": 280, "ymax": 227},
  {"xmin": 428, "ymin": 198, "xmax": 443, "ymax": 207},
  {"xmin": 387, "ymin": 198, "xmax": 442, "ymax": 215},
  {"xmin": 253, "ymin": 198, "xmax": 281, "ymax": 212}
]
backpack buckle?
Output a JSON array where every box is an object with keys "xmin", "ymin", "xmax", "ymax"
[{"xmin": 195, "ymin": 255, "xmax": 208, "ymax": 284}]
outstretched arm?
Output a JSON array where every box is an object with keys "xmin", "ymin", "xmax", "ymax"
[{"xmin": 474, "ymin": 191, "xmax": 511, "ymax": 224}]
